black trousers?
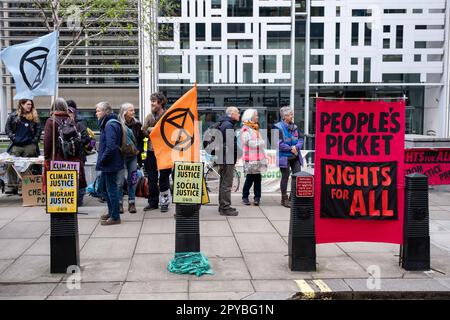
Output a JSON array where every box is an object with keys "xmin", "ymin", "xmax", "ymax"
[
  {"xmin": 147, "ymin": 150, "xmax": 171, "ymax": 206},
  {"xmin": 242, "ymin": 174, "xmax": 262, "ymax": 201}
]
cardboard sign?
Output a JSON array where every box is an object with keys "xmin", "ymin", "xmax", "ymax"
[
  {"xmin": 22, "ymin": 175, "xmax": 46, "ymax": 207},
  {"xmin": 46, "ymin": 170, "xmax": 78, "ymax": 214},
  {"xmin": 296, "ymin": 176, "xmax": 314, "ymax": 197},
  {"xmin": 404, "ymin": 148, "xmax": 450, "ymax": 185},
  {"xmin": 173, "ymin": 162, "xmax": 204, "ymax": 204},
  {"xmin": 315, "ymin": 100, "xmax": 405, "ymax": 244},
  {"xmin": 50, "ymin": 161, "xmax": 80, "ymax": 173}
]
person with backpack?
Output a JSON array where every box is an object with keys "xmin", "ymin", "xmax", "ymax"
[
  {"xmin": 216, "ymin": 106, "xmax": 240, "ymax": 216},
  {"xmin": 142, "ymin": 92, "xmax": 171, "ymax": 213},
  {"xmin": 4, "ymin": 99, "xmax": 42, "ymax": 194},
  {"xmin": 274, "ymin": 106, "xmax": 304, "ymax": 208},
  {"xmin": 67, "ymin": 101, "xmax": 91, "ymax": 206},
  {"xmin": 241, "ymin": 109, "xmax": 267, "ymax": 206},
  {"xmin": 95, "ymin": 101, "xmax": 124, "ymax": 225},
  {"xmin": 43, "ymin": 97, "xmax": 87, "ymax": 198},
  {"xmin": 117, "ymin": 102, "xmax": 142, "ymax": 214}
]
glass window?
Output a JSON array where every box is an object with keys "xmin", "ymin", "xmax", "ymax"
[
  {"xmin": 196, "ymin": 55, "xmax": 213, "ymax": 83},
  {"xmin": 227, "ymin": 23, "xmax": 245, "ymax": 33},
  {"xmin": 228, "ymin": 0, "xmax": 253, "ymax": 17},
  {"xmin": 159, "ymin": 56, "xmax": 182, "ymax": 73},
  {"xmin": 352, "ymin": 23, "xmax": 359, "ymax": 46},
  {"xmin": 227, "ymin": 40, "xmax": 253, "ymax": 49},
  {"xmin": 383, "ymin": 39, "xmax": 390, "ymax": 49},
  {"xmin": 159, "ymin": 23, "xmax": 174, "ymax": 41},
  {"xmin": 212, "ymin": 23, "xmax": 221, "ymax": 40},
  {"xmin": 351, "ymin": 57, "xmax": 358, "ymax": 65},
  {"xmin": 365, "ymin": 23, "xmax": 372, "ymax": 46},
  {"xmin": 211, "ymin": 0, "xmax": 221, "ymax": 9},
  {"xmin": 196, "ymin": 23, "xmax": 205, "ymax": 41},
  {"xmin": 282, "ymin": 55, "xmax": 290, "ymax": 73},
  {"xmin": 351, "ymin": 71, "xmax": 358, "ymax": 82},
  {"xmin": 259, "ymin": 7, "xmax": 290, "ymax": 16},
  {"xmin": 383, "ymin": 55, "xmax": 403, "ymax": 62},
  {"xmin": 414, "ymin": 54, "xmax": 421, "ymax": 62},
  {"xmin": 259, "ymin": 55, "xmax": 277, "ymax": 73},
  {"xmin": 396, "ymin": 25, "xmax": 403, "ymax": 48},
  {"xmin": 383, "ymin": 25, "xmax": 390, "ymax": 33},
  {"xmin": 364, "ymin": 58, "xmax": 371, "ymax": 83}
]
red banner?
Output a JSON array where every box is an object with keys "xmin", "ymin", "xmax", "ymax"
[
  {"xmin": 314, "ymin": 100, "xmax": 405, "ymax": 244},
  {"xmin": 404, "ymin": 148, "xmax": 450, "ymax": 185}
]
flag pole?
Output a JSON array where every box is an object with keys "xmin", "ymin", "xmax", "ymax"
[{"xmin": 51, "ymin": 29, "xmax": 59, "ymax": 162}]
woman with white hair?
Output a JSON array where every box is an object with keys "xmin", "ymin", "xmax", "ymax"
[
  {"xmin": 117, "ymin": 102, "xmax": 143, "ymax": 214},
  {"xmin": 274, "ymin": 106, "xmax": 304, "ymax": 208},
  {"xmin": 241, "ymin": 109, "xmax": 267, "ymax": 205}
]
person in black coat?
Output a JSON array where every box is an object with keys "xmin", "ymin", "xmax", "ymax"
[
  {"xmin": 5, "ymin": 99, "xmax": 41, "ymax": 157},
  {"xmin": 216, "ymin": 106, "xmax": 240, "ymax": 216}
]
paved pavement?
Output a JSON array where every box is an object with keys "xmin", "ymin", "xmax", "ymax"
[{"xmin": 0, "ymin": 189, "xmax": 449, "ymax": 300}]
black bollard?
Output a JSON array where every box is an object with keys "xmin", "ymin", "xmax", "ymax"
[
  {"xmin": 401, "ymin": 173, "xmax": 430, "ymax": 271},
  {"xmin": 289, "ymin": 171, "xmax": 316, "ymax": 271},
  {"xmin": 175, "ymin": 204, "xmax": 200, "ymax": 253},
  {"xmin": 50, "ymin": 213, "xmax": 80, "ymax": 273}
]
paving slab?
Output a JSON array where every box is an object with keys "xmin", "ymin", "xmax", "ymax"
[
  {"xmin": 0, "ymin": 260, "xmax": 14, "ymax": 274},
  {"xmin": 119, "ymin": 212, "xmax": 145, "ymax": 222},
  {"xmin": 51, "ymin": 281, "xmax": 122, "ymax": 297},
  {"xmin": 77, "ymin": 219, "xmax": 100, "ymax": 235},
  {"xmin": 0, "ymin": 255, "xmax": 63, "ymax": 283},
  {"xmin": 190, "ymin": 292, "xmax": 254, "ymax": 300},
  {"xmin": 435, "ymin": 220, "xmax": 450, "ymax": 231},
  {"xmin": 316, "ymin": 244, "xmax": 347, "ymax": 257},
  {"xmin": 198, "ymin": 205, "xmax": 227, "ymax": 221},
  {"xmin": 0, "ymin": 283, "xmax": 57, "ymax": 297},
  {"xmin": 200, "ymin": 221, "xmax": 233, "ymax": 237},
  {"xmin": 260, "ymin": 206, "xmax": 290, "ymax": 221},
  {"xmin": 81, "ymin": 238, "xmax": 137, "ymax": 260},
  {"xmin": 251, "ymin": 280, "xmax": 299, "ymax": 292},
  {"xmin": 228, "ymin": 218, "xmax": 277, "ymax": 233},
  {"xmin": 234, "ymin": 233, "xmax": 287, "ymax": 253},
  {"xmin": 201, "ymin": 236, "xmax": 242, "ymax": 258},
  {"xmin": 0, "ymin": 207, "xmax": 29, "ymax": 220},
  {"xmin": 76, "ymin": 206, "xmax": 108, "ymax": 218},
  {"xmin": 431, "ymin": 232, "xmax": 450, "ymax": 251},
  {"xmin": 91, "ymin": 222, "xmax": 141, "ymax": 238},
  {"xmin": 24, "ymin": 235, "xmax": 89, "ymax": 256},
  {"xmin": 69, "ymin": 259, "xmax": 131, "ymax": 282},
  {"xmin": 119, "ymin": 293, "xmax": 188, "ymax": 300},
  {"xmin": 47, "ymin": 295, "xmax": 117, "ymax": 300},
  {"xmin": 344, "ymin": 278, "xmax": 450, "ymax": 292},
  {"xmin": 189, "ymin": 280, "xmax": 253, "ymax": 293},
  {"xmin": 430, "ymin": 221, "xmax": 449, "ymax": 232},
  {"xmin": 0, "ymin": 220, "xmax": 11, "ymax": 230},
  {"xmin": 141, "ymin": 218, "xmax": 175, "ymax": 234},
  {"xmin": 15, "ymin": 208, "xmax": 48, "ymax": 221},
  {"xmin": 0, "ymin": 296, "xmax": 46, "ymax": 300},
  {"xmin": 144, "ymin": 208, "xmax": 176, "ymax": 219},
  {"xmin": 271, "ymin": 220, "xmax": 289, "ymax": 237},
  {"xmin": 188, "ymin": 257, "xmax": 251, "ymax": 281},
  {"xmin": 336, "ymin": 242, "xmax": 400, "ymax": 254},
  {"xmin": 346, "ymin": 253, "xmax": 405, "ymax": 278},
  {"xmin": 135, "ymin": 234, "xmax": 174, "ymax": 254},
  {"xmin": 243, "ymin": 253, "xmax": 312, "ymax": 280},
  {"xmin": 0, "ymin": 238, "xmax": 35, "ymax": 259},
  {"xmin": 226, "ymin": 206, "xmax": 265, "ymax": 218},
  {"xmin": 314, "ymin": 256, "xmax": 369, "ymax": 279},
  {"xmin": 0, "ymin": 221, "xmax": 48, "ymax": 239},
  {"xmin": 121, "ymin": 281, "xmax": 188, "ymax": 294},
  {"xmin": 127, "ymin": 254, "xmax": 191, "ymax": 281},
  {"xmin": 243, "ymin": 292, "xmax": 295, "ymax": 300}
]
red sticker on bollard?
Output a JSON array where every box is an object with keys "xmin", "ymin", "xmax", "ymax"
[{"xmin": 296, "ymin": 176, "xmax": 314, "ymax": 197}]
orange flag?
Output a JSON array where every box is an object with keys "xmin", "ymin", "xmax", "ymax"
[{"xmin": 150, "ymin": 85, "xmax": 200, "ymax": 170}]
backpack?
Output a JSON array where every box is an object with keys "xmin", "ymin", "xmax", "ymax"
[
  {"xmin": 55, "ymin": 117, "xmax": 82, "ymax": 159},
  {"xmin": 109, "ymin": 119, "xmax": 139, "ymax": 157},
  {"xmin": 203, "ymin": 121, "xmax": 221, "ymax": 152}
]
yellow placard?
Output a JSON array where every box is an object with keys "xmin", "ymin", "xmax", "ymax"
[
  {"xmin": 46, "ymin": 170, "xmax": 78, "ymax": 214},
  {"xmin": 173, "ymin": 162, "xmax": 204, "ymax": 204},
  {"xmin": 201, "ymin": 178, "xmax": 210, "ymax": 205}
]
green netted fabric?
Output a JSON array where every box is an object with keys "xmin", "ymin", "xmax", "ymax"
[{"xmin": 167, "ymin": 252, "xmax": 214, "ymax": 277}]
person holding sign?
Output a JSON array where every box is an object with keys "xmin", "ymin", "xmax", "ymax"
[
  {"xmin": 142, "ymin": 93, "xmax": 171, "ymax": 213},
  {"xmin": 95, "ymin": 101, "xmax": 124, "ymax": 225},
  {"xmin": 241, "ymin": 109, "xmax": 267, "ymax": 206},
  {"xmin": 274, "ymin": 106, "xmax": 304, "ymax": 208}
]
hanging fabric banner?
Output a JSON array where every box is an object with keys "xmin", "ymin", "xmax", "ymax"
[{"xmin": 314, "ymin": 100, "xmax": 405, "ymax": 244}]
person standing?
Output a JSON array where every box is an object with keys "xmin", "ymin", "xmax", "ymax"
[
  {"xmin": 142, "ymin": 92, "xmax": 171, "ymax": 213},
  {"xmin": 117, "ymin": 102, "xmax": 142, "ymax": 214},
  {"xmin": 95, "ymin": 101, "xmax": 124, "ymax": 225},
  {"xmin": 274, "ymin": 106, "xmax": 304, "ymax": 208},
  {"xmin": 43, "ymin": 98, "xmax": 87, "ymax": 200},
  {"xmin": 67, "ymin": 100, "xmax": 89, "ymax": 206},
  {"xmin": 5, "ymin": 99, "xmax": 41, "ymax": 157},
  {"xmin": 4, "ymin": 99, "xmax": 42, "ymax": 193},
  {"xmin": 241, "ymin": 109, "xmax": 267, "ymax": 206},
  {"xmin": 216, "ymin": 106, "xmax": 240, "ymax": 216}
]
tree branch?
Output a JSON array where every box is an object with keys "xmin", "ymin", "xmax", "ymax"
[
  {"xmin": 32, "ymin": 0, "xmax": 52, "ymax": 31},
  {"xmin": 58, "ymin": 30, "xmax": 103, "ymax": 69}
]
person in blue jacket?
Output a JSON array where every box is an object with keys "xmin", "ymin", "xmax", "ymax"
[
  {"xmin": 95, "ymin": 101, "xmax": 124, "ymax": 225},
  {"xmin": 274, "ymin": 106, "xmax": 304, "ymax": 208}
]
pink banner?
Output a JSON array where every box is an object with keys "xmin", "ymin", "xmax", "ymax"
[{"xmin": 404, "ymin": 148, "xmax": 450, "ymax": 185}]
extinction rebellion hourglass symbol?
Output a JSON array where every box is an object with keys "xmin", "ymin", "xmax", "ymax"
[{"xmin": 19, "ymin": 46, "xmax": 49, "ymax": 90}]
